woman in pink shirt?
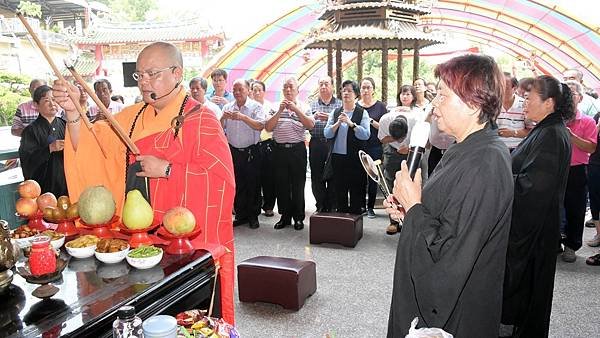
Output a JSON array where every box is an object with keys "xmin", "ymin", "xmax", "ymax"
[{"xmin": 561, "ymin": 80, "xmax": 598, "ymax": 263}]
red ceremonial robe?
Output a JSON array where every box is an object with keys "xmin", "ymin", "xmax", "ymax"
[{"xmin": 64, "ymin": 89, "xmax": 236, "ymax": 323}]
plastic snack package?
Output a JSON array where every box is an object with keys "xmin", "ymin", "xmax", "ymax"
[{"xmin": 405, "ymin": 318, "xmax": 453, "ymax": 338}]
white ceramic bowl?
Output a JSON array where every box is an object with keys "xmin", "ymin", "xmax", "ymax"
[
  {"xmin": 126, "ymin": 248, "xmax": 163, "ymax": 270},
  {"xmin": 95, "ymin": 245, "xmax": 130, "ymax": 264},
  {"xmin": 65, "ymin": 244, "xmax": 97, "ymax": 259},
  {"xmin": 11, "ymin": 236, "xmax": 34, "ymax": 249},
  {"xmin": 50, "ymin": 236, "xmax": 65, "ymax": 250}
]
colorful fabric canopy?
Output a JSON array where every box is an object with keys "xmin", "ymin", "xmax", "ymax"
[{"xmin": 206, "ymin": 1, "xmax": 600, "ymax": 101}]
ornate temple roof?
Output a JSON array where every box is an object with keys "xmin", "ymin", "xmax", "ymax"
[{"xmin": 71, "ymin": 20, "xmax": 224, "ymax": 45}]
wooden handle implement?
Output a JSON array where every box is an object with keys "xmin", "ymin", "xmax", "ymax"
[
  {"xmin": 15, "ymin": 12, "xmax": 108, "ymax": 158},
  {"xmin": 66, "ymin": 66, "xmax": 140, "ymax": 155}
]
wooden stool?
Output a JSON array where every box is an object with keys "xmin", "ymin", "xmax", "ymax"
[
  {"xmin": 309, "ymin": 212, "xmax": 363, "ymax": 247},
  {"xmin": 237, "ymin": 256, "xmax": 317, "ymax": 311}
]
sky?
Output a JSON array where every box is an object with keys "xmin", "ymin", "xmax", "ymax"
[{"xmin": 155, "ymin": 0, "xmax": 307, "ymax": 42}]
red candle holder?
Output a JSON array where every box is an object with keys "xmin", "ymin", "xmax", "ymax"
[
  {"xmin": 45, "ymin": 216, "xmax": 79, "ymax": 238},
  {"xmin": 117, "ymin": 220, "xmax": 160, "ymax": 248},
  {"xmin": 157, "ymin": 226, "xmax": 202, "ymax": 255},
  {"xmin": 79, "ymin": 215, "xmax": 119, "ymax": 238},
  {"xmin": 17, "ymin": 211, "xmax": 46, "ymax": 231}
]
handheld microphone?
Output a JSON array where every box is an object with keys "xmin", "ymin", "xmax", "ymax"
[
  {"xmin": 150, "ymin": 82, "xmax": 180, "ymax": 101},
  {"xmin": 406, "ymin": 121, "xmax": 430, "ymax": 180}
]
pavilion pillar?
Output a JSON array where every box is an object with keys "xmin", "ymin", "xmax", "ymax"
[
  {"xmin": 397, "ymin": 40, "xmax": 404, "ymax": 104},
  {"xmin": 382, "ymin": 40, "xmax": 388, "ymax": 104},
  {"xmin": 413, "ymin": 40, "xmax": 420, "ymax": 82},
  {"xmin": 327, "ymin": 41, "xmax": 333, "ymax": 80},
  {"xmin": 357, "ymin": 40, "xmax": 363, "ymax": 82},
  {"xmin": 336, "ymin": 40, "xmax": 342, "ymax": 99}
]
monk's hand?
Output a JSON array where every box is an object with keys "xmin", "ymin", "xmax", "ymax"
[
  {"xmin": 136, "ymin": 155, "xmax": 170, "ymax": 178},
  {"xmin": 52, "ymin": 80, "xmax": 80, "ymax": 121},
  {"xmin": 393, "ymin": 161, "xmax": 422, "ymax": 212}
]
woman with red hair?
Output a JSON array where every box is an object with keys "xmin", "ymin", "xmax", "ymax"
[{"xmin": 386, "ymin": 54, "xmax": 513, "ymax": 337}]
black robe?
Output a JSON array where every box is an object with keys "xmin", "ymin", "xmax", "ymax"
[
  {"xmin": 502, "ymin": 112, "xmax": 571, "ymax": 337},
  {"xmin": 18, "ymin": 116, "xmax": 68, "ymax": 197},
  {"xmin": 387, "ymin": 124, "xmax": 513, "ymax": 337}
]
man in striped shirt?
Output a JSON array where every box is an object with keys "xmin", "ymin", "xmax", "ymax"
[
  {"xmin": 265, "ymin": 77, "xmax": 315, "ymax": 230},
  {"xmin": 11, "ymin": 79, "xmax": 47, "ymax": 136},
  {"xmin": 497, "ymin": 73, "xmax": 530, "ymax": 150}
]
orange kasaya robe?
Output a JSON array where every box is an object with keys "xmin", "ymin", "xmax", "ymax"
[{"xmin": 64, "ymin": 88, "xmax": 236, "ymax": 324}]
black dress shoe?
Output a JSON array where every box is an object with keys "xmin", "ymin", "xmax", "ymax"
[
  {"xmin": 233, "ymin": 218, "xmax": 249, "ymax": 227},
  {"xmin": 249, "ymin": 219, "xmax": 260, "ymax": 229},
  {"xmin": 274, "ymin": 218, "xmax": 291, "ymax": 229},
  {"xmin": 294, "ymin": 220, "xmax": 304, "ymax": 230}
]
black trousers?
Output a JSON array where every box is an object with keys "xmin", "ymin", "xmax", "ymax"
[
  {"xmin": 309, "ymin": 138, "xmax": 336, "ymax": 212},
  {"xmin": 563, "ymin": 164, "xmax": 587, "ymax": 251},
  {"xmin": 273, "ymin": 142, "xmax": 307, "ymax": 221},
  {"xmin": 587, "ymin": 164, "xmax": 600, "ymax": 220},
  {"xmin": 366, "ymin": 145, "xmax": 383, "ymax": 209},
  {"xmin": 383, "ymin": 145, "xmax": 407, "ymax": 225},
  {"xmin": 428, "ymin": 145, "xmax": 444, "ymax": 176},
  {"xmin": 259, "ymin": 139, "xmax": 277, "ymax": 211},
  {"xmin": 230, "ymin": 144, "xmax": 262, "ymax": 221},
  {"xmin": 332, "ymin": 153, "xmax": 367, "ymax": 215}
]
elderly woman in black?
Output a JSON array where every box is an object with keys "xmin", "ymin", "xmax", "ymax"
[
  {"xmin": 19, "ymin": 85, "xmax": 68, "ymax": 196},
  {"xmin": 386, "ymin": 54, "xmax": 513, "ymax": 337},
  {"xmin": 324, "ymin": 80, "xmax": 370, "ymax": 215},
  {"xmin": 502, "ymin": 75, "xmax": 572, "ymax": 337}
]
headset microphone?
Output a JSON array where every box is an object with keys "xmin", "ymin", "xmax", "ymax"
[{"xmin": 150, "ymin": 81, "xmax": 180, "ymax": 101}]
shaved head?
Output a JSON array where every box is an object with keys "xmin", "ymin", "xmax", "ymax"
[{"xmin": 138, "ymin": 42, "xmax": 183, "ymax": 68}]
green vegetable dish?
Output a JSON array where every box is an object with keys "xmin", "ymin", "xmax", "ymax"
[{"xmin": 128, "ymin": 246, "xmax": 162, "ymax": 258}]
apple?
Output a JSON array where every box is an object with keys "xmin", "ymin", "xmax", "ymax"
[
  {"xmin": 18, "ymin": 180, "xmax": 41, "ymax": 199},
  {"xmin": 16, "ymin": 198, "xmax": 38, "ymax": 217},
  {"xmin": 37, "ymin": 192, "xmax": 57, "ymax": 211},
  {"xmin": 163, "ymin": 207, "xmax": 196, "ymax": 235}
]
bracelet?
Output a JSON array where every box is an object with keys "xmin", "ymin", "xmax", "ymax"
[{"xmin": 66, "ymin": 116, "xmax": 81, "ymax": 124}]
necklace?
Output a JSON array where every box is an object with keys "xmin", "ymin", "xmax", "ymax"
[{"xmin": 124, "ymin": 95, "xmax": 189, "ymax": 192}]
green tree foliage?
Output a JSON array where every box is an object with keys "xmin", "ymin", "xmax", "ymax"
[
  {"xmin": 102, "ymin": 0, "xmax": 158, "ymax": 21},
  {"xmin": 17, "ymin": 1, "xmax": 42, "ymax": 18},
  {"xmin": 342, "ymin": 51, "xmax": 435, "ymax": 104},
  {"xmin": 0, "ymin": 72, "xmax": 31, "ymax": 126}
]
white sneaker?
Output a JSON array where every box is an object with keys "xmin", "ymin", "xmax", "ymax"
[
  {"xmin": 561, "ymin": 246, "xmax": 577, "ymax": 263},
  {"xmin": 587, "ymin": 235, "xmax": 600, "ymax": 247}
]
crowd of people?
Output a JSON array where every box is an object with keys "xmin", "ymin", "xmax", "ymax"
[{"xmin": 9, "ymin": 41, "xmax": 600, "ymax": 337}]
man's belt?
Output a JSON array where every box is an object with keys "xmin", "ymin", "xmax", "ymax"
[
  {"xmin": 274, "ymin": 141, "xmax": 304, "ymax": 149},
  {"xmin": 229, "ymin": 144, "xmax": 257, "ymax": 152},
  {"xmin": 309, "ymin": 137, "xmax": 327, "ymax": 143}
]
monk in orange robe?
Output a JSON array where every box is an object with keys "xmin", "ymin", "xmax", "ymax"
[{"xmin": 52, "ymin": 42, "xmax": 236, "ymax": 323}]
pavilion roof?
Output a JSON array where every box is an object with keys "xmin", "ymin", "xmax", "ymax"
[
  {"xmin": 71, "ymin": 20, "xmax": 225, "ymax": 45},
  {"xmin": 319, "ymin": 0, "xmax": 432, "ymax": 20},
  {"xmin": 305, "ymin": 21, "xmax": 443, "ymax": 51}
]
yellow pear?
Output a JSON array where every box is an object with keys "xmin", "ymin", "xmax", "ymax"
[{"xmin": 122, "ymin": 190, "xmax": 154, "ymax": 230}]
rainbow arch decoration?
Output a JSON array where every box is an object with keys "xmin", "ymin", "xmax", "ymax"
[{"xmin": 206, "ymin": 0, "xmax": 600, "ymax": 100}]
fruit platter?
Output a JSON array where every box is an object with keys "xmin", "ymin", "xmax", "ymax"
[{"xmin": 175, "ymin": 309, "xmax": 239, "ymax": 338}]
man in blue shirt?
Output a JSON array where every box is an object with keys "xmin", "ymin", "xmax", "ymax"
[{"xmin": 206, "ymin": 68, "xmax": 234, "ymax": 109}]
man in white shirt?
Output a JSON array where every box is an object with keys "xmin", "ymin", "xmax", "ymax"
[
  {"xmin": 189, "ymin": 77, "xmax": 222, "ymax": 119},
  {"xmin": 88, "ymin": 79, "xmax": 124, "ymax": 122},
  {"xmin": 564, "ymin": 69, "xmax": 600, "ymax": 117},
  {"xmin": 221, "ymin": 79, "xmax": 266, "ymax": 229}
]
